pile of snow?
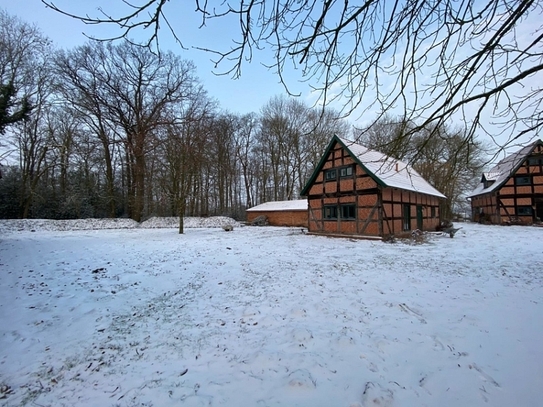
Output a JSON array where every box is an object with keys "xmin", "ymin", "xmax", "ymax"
[
  {"xmin": 0, "ymin": 218, "xmax": 139, "ymax": 233},
  {"xmin": 1, "ymin": 222, "xmax": 542, "ymax": 406},
  {"xmin": 140, "ymin": 216, "xmax": 240, "ymax": 229},
  {"xmin": 0, "ymin": 216, "xmax": 239, "ymax": 233}
]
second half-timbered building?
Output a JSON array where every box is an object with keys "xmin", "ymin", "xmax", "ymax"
[
  {"xmin": 468, "ymin": 139, "xmax": 543, "ymax": 224},
  {"xmin": 301, "ymin": 136, "xmax": 446, "ymax": 239}
]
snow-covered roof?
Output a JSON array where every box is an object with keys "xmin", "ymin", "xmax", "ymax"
[
  {"xmin": 483, "ymin": 172, "xmax": 501, "ymax": 181},
  {"xmin": 336, "ymin": 137, "xmax": 446, "ymax": 198},
  {"xmin": 468, "ymin": 140, "xmax": 542, "ymax": 198},
  {"xmin": 246, "ymin": 199, "xmax": 308, "ymax": 212}
]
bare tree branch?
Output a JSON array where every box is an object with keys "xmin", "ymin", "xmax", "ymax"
[{"xmin": 40, "ymin": 0, "xmax": 543, "ymax": 149}]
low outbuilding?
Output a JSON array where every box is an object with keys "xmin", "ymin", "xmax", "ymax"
[{"xmin": 246, "ymin": 200, "xmax": 308, "ymax": 227}]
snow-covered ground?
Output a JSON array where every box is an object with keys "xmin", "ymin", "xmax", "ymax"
[{"xmin": 0, "ymin": 220, "xmax": 542, "ymax": 406}]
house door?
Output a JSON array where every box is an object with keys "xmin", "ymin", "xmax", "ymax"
[
  {"xmin": 536, "ymin": 199, "xmax": 543, "ymax": 222},
  {"xmin": 416, "ymin": 205, "xmax": 423, "ymax": 230},
  {"xmin": 403, "ymin": 204, "xmax": 411, "ymax": 231}
]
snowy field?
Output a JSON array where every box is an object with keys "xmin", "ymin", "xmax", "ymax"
[{"xmin": 0, "ymin": 219, "xmax": 542, "ymax": 407}]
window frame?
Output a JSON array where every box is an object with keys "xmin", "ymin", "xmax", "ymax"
[
  {"xmin": 516, "ymin": 206, "xmax": 533, "ymax": 216},
  {"xmin": 324, "ymin": 169, "xmax": 337, "ymax": 181},
  {"xmin": 339, "ymin": 165, "xmax": 353, "ymax": 178}
]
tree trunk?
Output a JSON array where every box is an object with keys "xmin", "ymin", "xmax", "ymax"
[
  {"xmin": 133, "ymin": 152, "xmax": 145, "ymax": 222},
  {"xmin": 178, "ymin": 197, "xmax": 186, "ymax": 234},
  {"xmin": 103, "ymin": 143, "xmax": 116, "ymax": 218}
]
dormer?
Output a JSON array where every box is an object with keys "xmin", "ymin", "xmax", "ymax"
[{"xmin": 481, "ymin": 172, "xmax": 500, "ymax": 189}]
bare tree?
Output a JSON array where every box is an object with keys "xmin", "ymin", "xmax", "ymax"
[
  {"xmin": 155, "ymin": 91, "xmax": 215, "ymax": 233},
  {"xmin": 233, "ymin": 112, "xmax": 258, "ymax": 208},
  {"xmin": 55, "ymin": 47, "xmax": 120, "ymax": 217},
  {"xmin": 258, "ymin": 95, "xmax": 349, "ymax": 201},
  {"xmin": 209, "ymin": 114, "xmax": 238, "ymax": 213},
  {"xmin": 358, "ymin": 117, "xmax": 486, "ymax": 219},
  {"xmin": 355, "ymin": 115, "xmax": 415, "ymax": 161},
  {"xmin": 13, "ymin": 63, "xmax": 55, "ymax": 218},
  {"xmin": 56, "ymin": 41, "xmax": 202, "ymax": 222},
  {"xmin": 301, "ymin": 107, "xmax": 351, "ymax": 191},
  {"xmin": 411, "ymin": 127, "xmax": 486, "ymax": 220},
  {"xmin": 42, "ymin": 1, "xmax": 543, "ymax": 152},
  {"xmin": 45, "ymin": 108, "xmax": 105, "ymax": 218}
]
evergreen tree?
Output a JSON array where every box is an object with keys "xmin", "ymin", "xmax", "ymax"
[{"xmin": 0, "ymin": 82, "xmax": 31, "ymax": 134}]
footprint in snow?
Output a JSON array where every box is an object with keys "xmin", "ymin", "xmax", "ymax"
[
  {"xmin": 291, "ymin": 327, "xmax": 313, "ymax": 343},
  {"xmin": 286, "ymin": 369, "xmax": 316, "ymax": 390},
  {"xmin": 361, "ymin": 382, "xmax": 394, "ymax": 407}
]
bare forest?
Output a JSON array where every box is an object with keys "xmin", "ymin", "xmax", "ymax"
[
  {"xmin": 0, "ymin": 10, "xmax": 485, "ymax": 222},
  {"xmin": 0, "ymin": 12, "xmax": 353, "ymax": 221}
]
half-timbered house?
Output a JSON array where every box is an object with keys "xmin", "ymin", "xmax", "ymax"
[
  {"xmin": 300, "ymin": 136, "xmax": 446, "ymax": 239},
  {"xmin": 468, "ymin": 139, "xmax": 543, "ymax": 224}
]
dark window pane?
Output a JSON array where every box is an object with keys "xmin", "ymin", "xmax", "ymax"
[
  {"xmin": 341, "ymin": 205, "xmax": 356, "ymax": 219},
  {"xmin": 515, "ymin": 176, "xmax": 531, "ymax": 185},
  {"xmin": 325, "ymin": 169, "xmax": 336, "ymax": 181},
  {"xmin": 517, "ymin": 206, "xmax": 533, "ymax": 216},
  {"xmin": 528, "ymin": 156, "xmax": 543, "ymax": 165}
]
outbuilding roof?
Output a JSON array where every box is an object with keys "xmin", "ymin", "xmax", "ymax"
[
  {"xmin": 246, "ymin": 199, "xmax": 308, "ymax": 212},
  {"xmin": 301, "ymin": 135, "xmax": 446, "ymax": 198},
  {"xmin": 467, "ymin": 139, "xmax": 543, "ymax": 198}
]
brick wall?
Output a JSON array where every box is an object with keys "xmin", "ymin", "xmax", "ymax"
[{"xmin": 246, "ymin": 210, "xmax": 308, "ymax": 227}]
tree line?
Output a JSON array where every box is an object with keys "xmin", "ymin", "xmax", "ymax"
[{"xmin": 0, "ymin": 10, "xmax": 484, "ymax": 226}]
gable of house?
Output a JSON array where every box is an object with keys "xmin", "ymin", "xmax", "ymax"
[
  {"xmin": 469, "ymin": 139, "xmax": 543, "ymax": 224},
  {"xmin": 301, "ymin": 136, "xmax": 446, "ymax": 198},
  {"xmin": 468, "ymin": 140, "xmax": 543, "ymax": 198}
]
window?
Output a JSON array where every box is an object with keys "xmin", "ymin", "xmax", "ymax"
[
  {"xmin": 325, "ymin": 166, "xmax": 353, "ymax": 180},
  {"xmin": 323, "ymin": 204, "xmax": 356, "ymax": 219},
  {"xmin": 323, "ymin": 205, "xmax": 338, "ymax": 219},
  {"xmin": 431, "ymin": 206, "xmax": 436, "ymax": 218},
  {"xmin": 517, "ymin": 206, "xmax": 533, "ymax": 216},
  {"xmin": 515, "ymin": 176, "xmax": 532, "ymax": 186},
  {"xmin": 528, "ymin": 155, "xmax": 543, "ymax": 166},
  {"xmin": 325, "ymin": 169, "xmax": 337, "ymax": 181},
  {"xmin": 341, "ymin": 204, "xmax": 356, "ymax": 219},
  {"xmin": 339, "ymin": 166, "xmax": 353, "ymax": 177}
]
